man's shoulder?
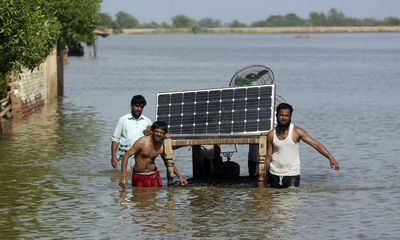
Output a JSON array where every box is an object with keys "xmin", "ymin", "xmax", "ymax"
[
  {"xmin": 119, "ymin": 113, "xmax": 132, "ymax": 120},
  {"xmin": 292, "ymin": 124, "xmax": 303, "ymax": 131},
  {"xmin": 140, "ymin": 115, "xmax": 152, "ymax": 122},
  {"xmin": 292, "ymin": 124, "xmax": 307, "ymax": 137},
  {"xmin": 267, "ymin": 129, "xmax": 274, "ymax": 137},
  {"xmin": 136, "ymin": 135, "xmax": 151, "ymax": 144}
]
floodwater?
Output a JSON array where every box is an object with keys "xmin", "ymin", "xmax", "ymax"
[{"xmin": 1, "ymin": 33, "xmax": 400, "ymax": 239}]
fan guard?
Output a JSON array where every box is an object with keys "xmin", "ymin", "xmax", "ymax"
[{"xmin": 229, "ymin": 64, "xmax": 274, "ymax": 87}]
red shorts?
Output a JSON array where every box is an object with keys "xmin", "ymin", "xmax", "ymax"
[{"xmin": 131, "ymin": 171, "xmax": 162, "ymax": 187}]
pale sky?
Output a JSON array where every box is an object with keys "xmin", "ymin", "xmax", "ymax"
[{"xmin": 101, "ymin": 0, "xmax": 400, "ymax": 24}]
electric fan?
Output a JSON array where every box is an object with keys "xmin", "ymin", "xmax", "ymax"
[{"xmin": 229, "ymin": 64, "xmax": 274, "ymax": 87}]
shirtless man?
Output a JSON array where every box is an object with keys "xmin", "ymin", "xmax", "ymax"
[
  {"xmin": 264, "ymin": 103, "xmax": 340, "ymax": 188},
  {"xmin": 119, "ymin": 121, "xmax": 188, "ymax": 188}
]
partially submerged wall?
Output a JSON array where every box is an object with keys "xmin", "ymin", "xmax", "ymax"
[{"xmin": 7, "ymin": 49, "xmax": 58, "ymax": 119}]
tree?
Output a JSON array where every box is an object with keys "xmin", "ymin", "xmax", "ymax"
[
  {"xmin": 283, "ymin": 13, "xmax": 305, "ymax": 26},
  {"xmin": 161, "ymin": 22, "xmax": 171, "ymax": 28},
  {"xmin": 250, "ymin": 20, "xmax": 268, "ymax": 27},
  {"xmin": 198, "ymin": 17, "xmax": 222, "ymax": 28},
  {"xmin": 99, "ymin": 12, "xmax": 114, "ymax": 29},
  {"xmin": 172, "ymin": 15, "xmax": 196, "ymax": 28},
  {"xmin": 140, "ymin": 21, "xmax": 160, "ymax": 28},
  {"xmin": 229, "ymin": 20, "xmax": 246, "ymax": 28},
  {"xmin": 309, "ymin": 12, "xmax": 327, "ymax": 26},
  {"xmin": 263, "ymin": 14, "xmax": 305, "ymax": 27},
  {"xmin": 115, "ymin": 11, "xmax": 140, "ymax": 28},
  {"xmin": 0, "ymin": 0, "xmax": 60, "ymax": 78},
  {"xmin": 327, "ymin": 8, "xmax": 346, "ymax": 26},
  {"xmin": 383, "ymin": 17, "xmax": 400, "ymax": 26},
  {"xmin": 42, "ymin": 0, "xmax": 101, "ymax": 95},
  {"xmin": 43, "ymin": 0, "xmax": 101, "ymax": 48}
]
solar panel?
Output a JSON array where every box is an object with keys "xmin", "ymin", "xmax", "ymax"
[{"xmin": 156, "ymin": 84, "xmax": 275, "ymax": 138}]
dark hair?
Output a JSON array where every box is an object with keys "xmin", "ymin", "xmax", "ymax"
[
  {"xmin": 131, "ymin": 95, "xmax": 147, "ymax": 106},
  {"xmin": 151, "ymin": 121, "xmax": 168, "ymax": 133},
  {"xmin": 276, "ymin": 103, "xmax": 293, "ymax": 115}
]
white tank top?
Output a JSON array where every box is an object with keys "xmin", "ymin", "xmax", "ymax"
[{"xmin": 269, "ymin": 124, "xmax": 301, "ymax": 176}]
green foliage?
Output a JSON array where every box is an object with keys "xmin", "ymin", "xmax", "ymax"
[
  {"xmin": 268, "ymin": 14, "xmax": 305, "ymax": 27},
  {"xmin": 198, "ymin": 18, "xmax": 222, "ymax": 28},
  {"xmin": 309, "ymin": 12, "xmax": 327, "ymax": 26},
  {"xmin": 252, "ymin": 13, "xmax": 305, "ymax": 27},
  {"xmin": 0, "ymin": 73, "xmax": 7, "ymax": 99},
  {"xmin": 43, "ymin": 0, "xmax": 101, "ymax": 48},
  {"xmin": 140, "ymin": 21, "xmax": 160, "ymax": 28},
  {"xmin": 250, "ymin": 8, "xmax": 398, "ymax": 27},
  {"xmin": 161, "ymin": 22, "xmax": 171, "ymax": 28},
  {"xmin": 99, "ymin": 7, "xmax": 399, "ymax": 31},
  {"xmin": 384, "ymin": 17, "xmax": 400, "ymax": 26},
  {"xmin": 0, "ymin": 0, "xmax": 60, "ymax": 75},
  {"xmin": 116, "ymin": 11, "xmax": 140, "ymax": 28},
  {"xmin": 326, "ymin": 8, "xmax": 347, "ymax": 26},
  {"xmin": 191, "ymin": 26, "xmax": 207, "ymax": 34},
  {"xmin": 99, "ymin": 12, "xmax": 114, "ymax": 28},
  {"xmin": 229, "ymin": 20, "xmax": 247, "ymax": 28},
  {"xmin": 172, "ymin": 15, "xmax": 196, "ymax": 28}
]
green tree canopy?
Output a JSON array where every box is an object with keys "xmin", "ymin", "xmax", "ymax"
[
  {"xmin": 115, "ymin": 11, "xmax": 140, "ymax": 28},
  {"xmin": 172, "ymin": 15, "xmax": 196, "ymax": 28},
  {"xmin": 43, "ymin": 0, "xmax": 101, "ymax": 48},
  {"xmin": 309, "ymin": 12, "xmax": 327, "ymax": 26},
  {"xmin": 99, "ymin": 7, "xmax": 400, "ymax": 30},
  {"xmin": 326, "ymin": 8, "xmax": 347, "ymax": 26},
  {"xmin": 99, "ymin": 12, "xmax": 114, "ymax": 28},
  {"xmin": 229, "ymin": 20, "xmax": 247, "ymax": 28},
  {"xmin": 384, "ymin": 17, "xmax": 400, "ymax": 26},
  {"xmin": 197, "ymin": 17, "xmax": 222, "ymax": 28},
  {"xmin": 0, "ymin": 0, "xmax": 60, "ymax": 75}
]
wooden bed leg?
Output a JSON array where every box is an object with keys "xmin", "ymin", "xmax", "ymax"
[
  {"xmin": 164, "ymin": 138, "xmax": 175, "ymax": 186},
  {"xmin": 257, "ymin": 134, "xmax": 267, "ymax": 187}
]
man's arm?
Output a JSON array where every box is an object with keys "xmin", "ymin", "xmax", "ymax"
[
  {"xmin": 172, "ymin": 163, "xmax": 188, "ymax": 185},
  {"xmin": 258, "ymin": 131, "xmax": 273, "ymax": 187},
  {"xmin": 111, "ymin": 141, "xmax": 119, "ymax": 168},
  {"xmin": 119, "ymin": 140, "xmax": 141, "ymax": 188},
  {"xmin": 265, "ymin": 131, "xmax": 274, "ymax": 184},
  {"xmin": 296, "ymin": 126, "xmax": 340, "ymax": 171},
  {"xmin": 111, "ymin": 118, "xmax": 123, "ymax": 168},
  {"xmin": 161, "ymin": 155, "xmax": 188, "ymax": 185}
]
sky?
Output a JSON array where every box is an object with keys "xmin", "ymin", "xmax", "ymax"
[{"xmin": 101, "ymin": 0, "xmax": 400, "ymax": 24}]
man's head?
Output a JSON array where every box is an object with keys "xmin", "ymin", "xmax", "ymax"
[
  {"xmin": 276, "ymin": 103, "xmax": 293, "ymax": 128},
  {"xmin": 151, "ymin": 121, "xmax": 168, "ymax": 142},
  {"xmin": 130, "ymin": 95, "xmax": 147, "ymax": 119}
]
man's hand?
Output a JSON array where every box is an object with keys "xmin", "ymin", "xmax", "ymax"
[
  {"xmin": 111, "ymin": 155, "xmax": 118, "ymax": 168},
  {"xmin": 179, "ymin": 177, "xmax": 188, "ymax": 186},
  {"xmin": 119, "ymin": 177, "xmax": 129, "ymax": 188},
  {"xmin": 330, "ymin": 158, "xmax": 340, "ymax": 171},
  {"xmin": 143, "ymin": 126, "xmax": 152, "ymax": 136}
]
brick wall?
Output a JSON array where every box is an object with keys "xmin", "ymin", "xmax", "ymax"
[{"xmin": 8, "ymin": 49, "xmax": 58, "ymax": 119}]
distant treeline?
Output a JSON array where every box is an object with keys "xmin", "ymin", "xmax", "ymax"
[{"xmin": 98, "ymin": 8, "xmax": 400, "ymax": 32}]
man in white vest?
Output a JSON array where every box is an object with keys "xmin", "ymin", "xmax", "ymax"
[{"xmin": 265, "ymin": 103, "xmax": 340, "ymax": 188}]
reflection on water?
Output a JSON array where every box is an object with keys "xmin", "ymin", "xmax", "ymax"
[
  {"xmin": 0, "ymin": 99, "xmax": 106, "ymax": 238},
  {"xmin": 116, "ymin": 187, "xmax": 301, "ymax": 239},
  {"xmin": 1, "ymin": 33, "xmax": 400, "ymax": 238}
]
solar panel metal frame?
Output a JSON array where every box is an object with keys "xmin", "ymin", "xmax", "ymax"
[{"xmin": 156, "ymin": 84, "xmax": 275, "ymax": 138}]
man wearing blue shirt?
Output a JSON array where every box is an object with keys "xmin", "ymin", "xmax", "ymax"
[{"xmin": 111, "ymin": 95, "xmax": 152, "ymax": 170}]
